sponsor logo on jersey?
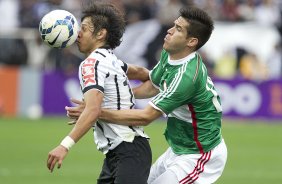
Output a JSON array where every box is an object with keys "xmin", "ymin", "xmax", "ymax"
[{"xmin": 82, "ymin": 58, "xmax": 96, "ymax": 86}]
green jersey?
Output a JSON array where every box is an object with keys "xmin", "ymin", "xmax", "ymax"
[{"xmin": 149, "ymin": 50, "xmax": 222, "ymax": 154}]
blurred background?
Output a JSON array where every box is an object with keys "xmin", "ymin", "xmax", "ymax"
[{"xmin": 0, "ymin": 0, "xmax": 282, "ymax": 184}]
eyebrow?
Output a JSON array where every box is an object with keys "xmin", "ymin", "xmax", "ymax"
[
  {"xmin": 81, "ymin": 23, "xmax": 94, "ymax": 31},
  {"xmin": 174, "ymin": 22, "xmax": 183, "ymax": 30},
  {"xmin": 81, "ymin": 23, "xmax": 89, "ymax": 27}
]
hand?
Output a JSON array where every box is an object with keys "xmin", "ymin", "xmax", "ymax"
[
  {"xmin": 47, "ymin": 145, "xmax": 68, "ymax": 172},
  {"xmin": 65, "ymin": 98, "xmax": 85, "ymax": 125}
]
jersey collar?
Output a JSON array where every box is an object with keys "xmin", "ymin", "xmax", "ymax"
[{"xmin": 168, "ymin": 52, "xmax": 196, "ymax": 65}]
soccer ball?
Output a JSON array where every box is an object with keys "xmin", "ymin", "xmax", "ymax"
[{"xmin": 39, "ymin": 10, "xmax": 79, "ymax": 48}]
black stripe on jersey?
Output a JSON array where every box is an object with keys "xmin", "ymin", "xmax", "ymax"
[
  {"xmin": 120, "ymin": 61, "xmax": 128, "ymax": 73},
  {"xmin": 114, "ymin": 75, "xmax": 121, "ymax": 110},
  {"xmin": 128, "ymin": 85, "xmax": 135, "ymax": 109},
  {"xmin": 96, "ymin": 121, "xmax": 103, "ymax": 131},
  {"xmin": 94, "ymin": 60, "xmax": 99, "ymax": 85},
  {"xmin": 129, "ymin": 126, "xmax": 136, "ymax": 132},
  {"xmin": 95, "ymin": 51, "xmax": 106, "ymax": 58},
  {"xmin": 83, "ymin": 85, "xmax": 104, "ymax": 94},
  {"xmin": 107, "ymin": 138, "xmax": 112, "ymax": 146},
  {"xmin": 96, "ymin": 121, "xmax": 112, "ymax": 146},
  {"xmin": 127, "ymin": 81, "xmax": 135, "ymax": 132}
]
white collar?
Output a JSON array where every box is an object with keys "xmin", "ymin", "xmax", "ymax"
[{"xmin": 168, "ymin": 52, "xmax": 196, "ymax": 65}]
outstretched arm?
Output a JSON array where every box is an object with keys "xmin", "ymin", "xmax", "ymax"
[
  {"xmin": 133, "ymin": 80, "xmax": 159, "ymax": 99},
  {"xmin": 100, "ymin": 105, "xmax": 162, "ymax": 126},
  {"xmin": 66, "ymin": 98, "xmax": 163, "ymax": 126},
  {"xmin": 127, "ymin": 64, "xmax": 150, "ymax": 82},
  {"xmin": 65, "ymin": 81, "xmax": 160, "ymax": 123}
]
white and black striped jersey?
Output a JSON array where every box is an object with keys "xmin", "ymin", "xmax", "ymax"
[{"xmin": 78, "ymin": 48, "xmax": 149, "ymax": 154}]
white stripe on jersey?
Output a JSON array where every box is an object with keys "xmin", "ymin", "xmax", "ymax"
[
  {"xmin": 153, "ymin": 62, "xmax": 188, "ymax": 105},
  {"xmin": 78, "ymin": 48, "xmax": 149, "ymax": 154}
]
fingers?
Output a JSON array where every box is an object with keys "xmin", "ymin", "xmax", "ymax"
[
  {"xmin": 66, "ymin": 108, "xmax": 81, "ymax": 120},
  {"xmin": 65, "ymin": 106, "xmax": 82, "ymax": 114},
  {"xmin": 65, "ymin": 106, "xmax": 79, "ymax": 112},
  {"xmin": 65, "ymin": 98, "xmax": 85, "ymax": 122},
  {"xmin": 70, "ymin": 98, "xmax": 84, "ymax": 105},
  {"xmin": 47, "ymin": 153, "xmax": 58, "ymax": 172},
  {"xmin": 57, "ymin": 159, "xmax": 63, "ymax": 169},
  {"xmin": 67, "ymin": 120, "xmax": 77, "ymax": 125},
  {"xmin": 47, "ymin": 147, "xmax": 67, "ymax": 172}
]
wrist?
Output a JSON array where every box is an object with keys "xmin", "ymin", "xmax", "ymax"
[{"xmin": 60, "ymin": 136, "xmax": 75, "ymax": 150}]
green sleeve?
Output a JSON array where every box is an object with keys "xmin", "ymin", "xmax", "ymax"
[
  {"xmin": 149, "ymin": 50, "xmax": 168, "ymax": 87},
  {"xmin": 151, "ymin": 71, "xmax": 195, "ymax": 114}
]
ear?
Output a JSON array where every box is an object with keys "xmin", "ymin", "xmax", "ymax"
[
  {"xmin": 187, "ymin": 37, "xmax": 198, "ymax": 48},
  {"xmin": 96, "ymin": 28, "xmax": 107, "ymax": 40}
]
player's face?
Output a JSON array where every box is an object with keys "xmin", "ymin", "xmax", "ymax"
[
  {"xmin": 163, "ymin": 16, "xmax": 190, "ymax": 54},
  {"xmin": 77, "ymin": 17, "xmax": 97, "ymax": 55}
]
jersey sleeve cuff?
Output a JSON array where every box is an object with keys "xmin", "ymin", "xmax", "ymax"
[
  {"xmin": 83, "ymin": 85, "xmax": 104, "ymax": 94},
  {"xmin": 149, "ymin": 101, "xmax": 167, "ymax": 117}
]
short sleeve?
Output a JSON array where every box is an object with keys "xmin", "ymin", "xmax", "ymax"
[
  {"xmin": 150, "ymin": 50, "xmax": 167, "ymax": 87},
  {"xmin": 78, "ymin": 57, "xmax": 107, "ymax": 94},
  {"xmin": 150, "ymin": 72, "xmax": 195, "ymax": 114}
]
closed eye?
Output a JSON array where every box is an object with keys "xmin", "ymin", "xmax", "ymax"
[{"xmin": 175, "ymin": 24, "xmax": 182, "ymax": 32}]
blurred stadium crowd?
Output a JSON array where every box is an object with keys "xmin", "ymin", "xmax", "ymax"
[{"xmin": 0, "ymin": 0, "xmax": 282, "ymax": 81}]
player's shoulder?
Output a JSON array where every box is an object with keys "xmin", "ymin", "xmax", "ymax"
[
  {"xmin": 185, "ymin": 53, "xmax": 207, "ymax": 83},
  {"xmin": 171, "ymin": 53, "xmax": 202, "ymax": 83},
  {"xmin": 82, "ymin": 48, "xmax": 116, "ymax": 67},
  {"xmin": 91, "ymin": 48, "xmax": 114, "ymax": 61}
]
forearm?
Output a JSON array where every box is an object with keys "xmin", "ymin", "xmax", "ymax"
[
  {"xmin": 127, "ymin": 64, "xmax": 149, "ymax": 82},
  {"xmin": 68, "ymin": 107, "xmax": 99, "ymax": 142},
  {"xmin": 133, "ymin": 80, "xmax": 159, "ymax": 99},
  {"xmin": 100, "ymin": 105, "xmax": 162, "ymax": 126}
]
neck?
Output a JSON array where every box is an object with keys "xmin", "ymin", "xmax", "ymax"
[
  {"xmin": 168, "ymin": 47, "xmax": 194, "ymax": 60},
  {"xmin": 169, "ymin": 51, "xmax": 192, "ymax": 60}
]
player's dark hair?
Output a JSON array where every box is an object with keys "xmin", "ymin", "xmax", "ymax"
[
  {"xmin": 81, "ymin": 1, "xmax": 125, "ymax": 49},
  {"xmin": 180, "ymin": 6, "xmax": 214, "ymax": 50}
]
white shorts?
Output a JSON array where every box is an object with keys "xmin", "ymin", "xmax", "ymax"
[{"xmin": 148, "ymin": 139, "xmax": 227, "ymax": 184}]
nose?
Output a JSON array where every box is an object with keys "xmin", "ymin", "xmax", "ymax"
[
  {"xmin": 167, "ymin": 27, "xmax": 173, "ymax": 34},
  {"xmin": 78, "ymin": 29, "xmax": 82, "ymax": 39}
]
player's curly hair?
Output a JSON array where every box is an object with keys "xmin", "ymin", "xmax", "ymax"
[
  {"xmin": 81, "ymin": 1, "xmax": 125, "ymax": 49},
  {"xmin": 180, "ymin": 6, "xmax": 214, "ymax": 50}
]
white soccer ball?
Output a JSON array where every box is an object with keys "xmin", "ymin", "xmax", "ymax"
[{"xmin": 39, "ymin": 10, "xmax": 79, "ymax": 48}]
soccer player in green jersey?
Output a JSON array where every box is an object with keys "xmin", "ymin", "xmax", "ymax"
[{"xmin": 67, "ymin": 6, "xmax": 227, "ymax": 184}]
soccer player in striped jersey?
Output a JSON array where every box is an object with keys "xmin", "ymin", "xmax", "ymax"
[
  {"xmin": 97, "ymin": 6, "xmax": 228, "ymax": 184},
  {"xmin": 47, "ymin": 2, "xmax": 152, "ymax": 184}
]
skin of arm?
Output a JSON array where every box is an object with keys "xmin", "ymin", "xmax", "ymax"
[
  {"xmin": 68, "ymin": 89, "xmax": 103, "ymax": 142},
  {"xmin": 66, "ymin": 80, "xmax": 159, "ymax": 121},
  {"xmin": 127, "ymin": 64, "xmax": 159, "ymax": 98},
  {"xmin": 100, "ymin": 105, "xmax": 163, "ymax": 126},
  {"xmin": 133, "ymin": 80, "xmax": 159, "ymax": 99},
  {"xmin": 127, "ymin": 64, "xmax": 150, "ymax": 82},
  {"xmin": 66, "ymin": 79, "xmax": 159, "ymax": 125},
  {"xmin": 98, "ymin": 67, "xmax": 161, "ymax": 126},
  {"xmin": 47, "ymin": 89, "xmax": 103, "ymax": 172},
  {"xmin": 65, "ymin": 65, "xmax": 159, "ymax": 124}
]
